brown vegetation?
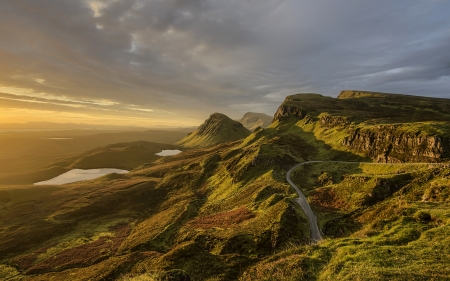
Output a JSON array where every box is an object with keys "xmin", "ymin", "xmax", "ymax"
[
  {"xmin": 187, "ymin": 208, "xmax": 256, "ymax": 229},
  {"xmin": 309, "ymin": 187, "xmax": 347, "ymax": 212}
]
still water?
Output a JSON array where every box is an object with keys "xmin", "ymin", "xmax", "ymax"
[
  {"xmin": 155, "ymin": 149, "xmax": 182, "ymax": 156},
  {"xmin": 34, "ymin": 168, "xmax": 129, "ymax": 185}
]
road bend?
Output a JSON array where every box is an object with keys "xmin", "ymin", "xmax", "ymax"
[{"xmin": 286, "ymin": 161, "xmax": 444, "ymax": 244}]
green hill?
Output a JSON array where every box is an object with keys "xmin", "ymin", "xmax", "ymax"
[
  {"xmin": 177, "ymin": 113, "xmax": 251, "ymax": 148},
  {"xmin": 1, "ymin": 91, "xmax": 450, "ymax": 281}
]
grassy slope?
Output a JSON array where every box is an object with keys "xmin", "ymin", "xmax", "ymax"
[
  {"xmin": 239, "ymin": 92, "xmax": 450, "ymax": 280},
  {"xmin": 0, "ymin": 133, "xmax": 313, "ymax": 280},
  {"xmin": 242, "ymin": 162, "xmax": 450, "ymax": 280},
  {"xmin": 177, "ymin": 113, "xmax": 251, "ymax": 148},
  {"xmin": 1, "ymin": 91, "xmax": 450, "ymax": 280}
]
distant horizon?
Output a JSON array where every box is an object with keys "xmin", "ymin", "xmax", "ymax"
[
  {"xmin": 0, "ymin": 120, "xmax": 200, "ymax": 130},
  {"xmin": 1, "ymin": 89, "xmax": 449, "ymax": 128},
  {"xmin": 1, "ymin": 0, "xmax": 449, "ymax": 126}
]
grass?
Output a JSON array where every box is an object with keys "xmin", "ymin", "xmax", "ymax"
[
  {"xmin": 240, "ymin": 162, "xmax": 450, "ymax": 280},
  {"xmin": 2, "ymin": 91, "xmax": 450, "ymax": 280},
  {"xmin": 177, "ymin": 113, "xmax": 250, "ymax": 148}
]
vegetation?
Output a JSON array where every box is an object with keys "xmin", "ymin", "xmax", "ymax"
[
  {"xmin": 177, "ymin": 113, "xmax": 250, "ymax": 148},
  {"xmin": 1, "ymin": 91, "xmax": 449, "ymax": 280}
]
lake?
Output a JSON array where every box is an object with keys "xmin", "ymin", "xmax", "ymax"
[
  {"xmin": 33, "ymin": 168, "xmax": 129, "ymax": 185},
  {"xmin": 155, "ymin": 149, "xmax": 182, "ymax": 156}
]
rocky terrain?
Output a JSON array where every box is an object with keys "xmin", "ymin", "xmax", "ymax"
[{"xmin": 273, "ymin": 91, "xmax": 450, "ymax": 163}]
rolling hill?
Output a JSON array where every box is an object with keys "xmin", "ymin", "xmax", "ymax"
[{"xmin": 1, "ymin": 91, "xmax": 450, "ymax": 281}]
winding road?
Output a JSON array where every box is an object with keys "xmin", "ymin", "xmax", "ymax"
[
  {"xmin": 286, "ymin": 161, "xmax": 325, "ymax": 243},
  {"xmin": 286, "ymin": 161, "xmax": 445, "ymax": 244}
]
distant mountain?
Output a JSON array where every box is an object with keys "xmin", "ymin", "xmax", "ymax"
[
  {"xmin": 238, "ymin": 112, "xmax": 273, "ymax": 131},
  {"xmin": 177, "ymin": 113, "xmax": 250, "ymax": 147}
]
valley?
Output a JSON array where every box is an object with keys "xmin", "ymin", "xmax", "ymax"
[{"xmin": 1, "ymin": 91, "xmax": 450, "ymax": 281}]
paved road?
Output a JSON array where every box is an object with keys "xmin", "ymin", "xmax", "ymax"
[
  {"xmin": 286, "ymin": 161, "xmax": 445, "ymax": 244},
  {"xmin": 286, "ymin": 161, "xmax": 325, "ymax": 243}
]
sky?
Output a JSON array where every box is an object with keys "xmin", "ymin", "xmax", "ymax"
[{"xmin": 0, "ymin": 0, "xmax": 449, "ymax": 127}]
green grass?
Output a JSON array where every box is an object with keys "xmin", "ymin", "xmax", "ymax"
[
  {"xmin": 177, "ymin": 113, "xmax": 250, "ymax": 148},
  {"xmin": 241, "ymin": 162, "xmax": 450, "ymax": 280},
  {"xmin": 2, "ymin": 91, "xmax": 450, "ymax": 280}
]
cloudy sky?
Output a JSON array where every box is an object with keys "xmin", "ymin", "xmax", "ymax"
[{"xmin": 0, "ymin": 0, "xmax": 449, "ymax": 126}]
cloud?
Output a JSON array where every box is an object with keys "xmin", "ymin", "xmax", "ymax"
[{"xmin": 0, "ymin": 0, "xmax": 449, "ymax": 125}]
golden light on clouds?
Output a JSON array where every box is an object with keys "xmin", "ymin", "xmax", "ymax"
[
  {"xmin": 2, "ymin": 1, "xmax": 448, "ymax": 129},
  {"xmin": 0, "ymin": 86, "xmax": 119, "ymax": 106},
  {"xmin": 0, "ymin": 107, "xmax": 197, "ymax": 127},
  {"xmin": 0, "ymin": 85, "xmax": 201, "ymax": 127}
]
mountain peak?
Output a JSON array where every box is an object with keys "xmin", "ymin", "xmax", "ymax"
[
  {"xmin": 177, "ymin": 113, "xmax": 250, "ymax": 148},
  {"xmin": 238, "ymin": 112, "xmax": 273, "ymax": 131}
]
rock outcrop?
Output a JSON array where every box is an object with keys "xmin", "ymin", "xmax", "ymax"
[
  {"xmin": 320, "ymin": 115, "xmax": 350, "ymax": 128},
  {"xmin": 271, "ymin": 91, "xmax": 450, "ymax": 163},
  {"xmin": 342, "ymin": 125, "xmax": 450, "ymax": 162}
]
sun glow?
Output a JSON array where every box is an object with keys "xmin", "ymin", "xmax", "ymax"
[{"xmin": 0, "ymin": 107, "xmax": 198, "ymax": 127}]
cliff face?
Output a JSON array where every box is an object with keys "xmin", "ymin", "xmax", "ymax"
[
  {"xmin": 342, "ymin": 126, "xmax": 450, "ymax": 162},
  {"xmin": 320, "ymin": 115, "xmax": 350, "ymax": 128},
  {"xmin": 273, "ymin": 105, "xmax": 306, "ymax": 122},
  {"xmin": 270, "ymin": 92, "xmax": 450, "ymax": 163}
]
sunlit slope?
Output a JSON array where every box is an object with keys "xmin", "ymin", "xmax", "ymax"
[
  {"xmin": 242, "ymin": 162, "xmax": 450, "ymax": 280},
  {"xmin": 1, "ymin": 90, "xmax": 450, "ymax": 280},
  {"xmin": 0, "ymin": 133, "xmax": 316, "ymax": 280},
  {"xmin": 177, "ymin": 113, "xmax": 251, "ymax": 148}
]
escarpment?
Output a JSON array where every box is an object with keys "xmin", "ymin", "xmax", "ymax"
[
  {"xmin": 271, "ymin": 91, "xmax": 450, "ymax": 163},
  {"xmin": 273, "ymin": 105, "xmax": 307, "ymax": 122},
  {"xmin": 342, "ymin": 126, "xmax": 450, "ymax": 163},
  {"xmin": 320, "ymin": 115, "xmax": 350, "ymax": 127}
]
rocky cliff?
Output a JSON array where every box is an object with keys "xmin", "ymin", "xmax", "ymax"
[
  {"xmin": 272, "ymin": 91, "xmax": 450, "ymax": 163},
  {"xmin": 342, "ymin": 125, "xmax": 450, "ymax": 163}
]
